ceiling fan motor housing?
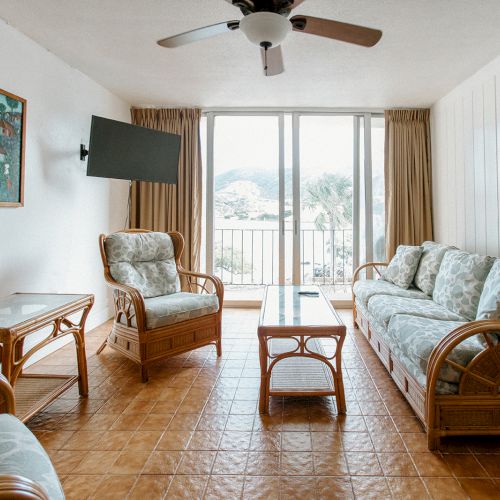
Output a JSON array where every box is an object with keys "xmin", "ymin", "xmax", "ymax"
[{"xmin": 239, "ymin": 12, "xmax": 292, "ymax": 47}]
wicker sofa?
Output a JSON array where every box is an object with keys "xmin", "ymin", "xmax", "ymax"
[
  {"xmin": 352, "ymin": 242, "xmax": 500, "ymax": 450},
  {"xmin": 0, "ymin": 374, "xmax": 64, "ymax": 499}
]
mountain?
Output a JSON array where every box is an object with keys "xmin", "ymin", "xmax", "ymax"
[{"xmin": 215, "ymin": 168, "xmax": 293, "ymax": 200}]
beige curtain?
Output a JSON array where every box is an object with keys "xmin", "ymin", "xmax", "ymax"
[
  {"xmin": 130, "ymin": 108, "xmax": 202, "ymax": 271},
  {"xmin": 385, "ymin": 109, "xmax": 433, "ymax": 259}
]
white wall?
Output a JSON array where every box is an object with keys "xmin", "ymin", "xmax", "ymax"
[
  {"xmin": 432, "ymin": 55, "xmax": 500, "ymax": 257},
  {"xmin": 0, "ymin": 19, "xmax": 130, "ymax": 357}
]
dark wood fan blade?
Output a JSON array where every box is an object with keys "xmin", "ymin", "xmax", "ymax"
[
  {"xmin": 260, "ymin": 45, "xmax": 284, "ymax": 76},
  {"xmin": 289, "ymin": 0, "xmax": 307, "ymax": 9},
  {"xmin": 157, "ymin": 21, "xmax": 239, "ymax": 48},
  {"xmin": 290, "ymin": 15, "xmax": 382, "ymax": 47}
]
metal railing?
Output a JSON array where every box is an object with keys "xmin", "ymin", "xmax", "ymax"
[{"xmin": 214, "ymin": 227, "xmax": 353, "ymax": 286}]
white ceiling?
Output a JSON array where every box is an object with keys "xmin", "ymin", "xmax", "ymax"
[{"xmin": 2, "ymin": 0, "xmax": 500, "ymax": 108}]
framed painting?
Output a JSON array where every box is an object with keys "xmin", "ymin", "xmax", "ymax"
[{"xmin": 0, "ymin": 88, "xmax": 26, "ymax": 207}]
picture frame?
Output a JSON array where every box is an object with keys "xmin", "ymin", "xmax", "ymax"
[{"xmin": 0, "ymin": 88, "xmax": 26, "ymax": 207}]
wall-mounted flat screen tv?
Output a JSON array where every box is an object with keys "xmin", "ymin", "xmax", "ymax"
[{"xmin": 86, "ymin": 116, "xmax": 181, "ymax": 184}]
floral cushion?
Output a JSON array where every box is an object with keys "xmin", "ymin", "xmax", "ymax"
[
  {"xmin": 382, "ymin": 245, "xmax": 423, "ymax": 289},
  {"xmin": 367, "ymin": 294, "xmax": 465, "ymax": 327},
  {"xmin": 105, "ymin": 232, "xmax": 180, "ymax": 298},
  {"xmin": 353, "ymin": 280, "xmax": 430, "ymax": 308},
  {"xmin": 388, "ymin": 314, "xmax": 481, "ymax": 386},
  {"xmin": 413, "ymin": 241, "xmax": 453, "ymax": 296},
  {"xmin": 433, "ymin": 250, "xmax": 495, "ymax": 321},
  {"xmin": 144, "ymin": 292, "xmax": 219, "ymax": 329},
  {"xmin": 476, "ymin": 259, "xmax": 500, "ymax": 320},
  {"xmin": 0, "ymin": 414, "xmax": 64, "ymax": 500},
  {"xmin": 355, "ymin": 300, "xmax": 461, "ymax": 394}
]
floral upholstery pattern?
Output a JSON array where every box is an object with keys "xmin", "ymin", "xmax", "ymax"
[
  {"xmin": 143, "ymin": 292, "xmax": 219, "ymax": 329},
  {"xmin": 388, "ymin": 314, "xmax": 481, "ymax": 386},
  {"xmin": 353, "ymin": 279, "xmax": 430, "ymax": 308},
  {"xmin": 367, "ymin": 294, "xmax": 465, "ymax": 327},
  {"xmin": 0, "ymin": 414, "xmax": 64, "ymax": 500},
  {"xmin": 382, "ymin": 245, "xmax": 423, "ymax": 289},
  {"xmin": 356, "ymin": 300, "xmax": 461, "ymax": 394},
  {"xmin": 433, "ymin": 250, "xmax": 495, "ymax": 321},
  {"xmin": 413, "ymin": 241, "xmax": 453, "ymax": 296},
  {"xmin": 476, "ymin": 259, "xmax": 500, "ymax": 320},
  {"xmin": 105, "ymin": 232, "xmax": 180, "ymax": 298}
]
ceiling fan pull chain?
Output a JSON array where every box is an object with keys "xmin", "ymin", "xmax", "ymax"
[{"xmin": 260, "ymin": 41, "xmax": 272, "ymax": 76}]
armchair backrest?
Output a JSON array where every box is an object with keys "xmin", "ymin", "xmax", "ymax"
[{"xmin": 102, "ymin": 231, "xmax": 181, "ymax": 298}]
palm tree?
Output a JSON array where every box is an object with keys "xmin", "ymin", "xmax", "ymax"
[{"xmin": 303, "ymin": 173, "xmax": 353, "ymax": 280}]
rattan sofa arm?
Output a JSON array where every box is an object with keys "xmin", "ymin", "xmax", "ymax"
[
  {"xmin": 0, "ymin": 374, "xmax": 15, "ymax": 414},
  {"xmin": 352, "ymin": 262, "xmax": 388, "ymax": 288},
  {"xmin": 0, "ymin": 475, "xmax": 50, "ymax": 500},
  {"xmin": 426, "ymin": 319, "xmax": 500, "ymax": 405}
]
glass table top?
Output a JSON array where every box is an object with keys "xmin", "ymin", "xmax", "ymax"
[
  {"xmin": 0, "ymin": 294, "xmax": 89, "ymax": 329},
  {"xmin": 260, "ymin": 286, "xmax": 343, "ymax": 328}
]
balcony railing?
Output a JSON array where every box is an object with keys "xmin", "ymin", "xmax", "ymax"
[{"xmin": 214, "ymin": 227, "xmax": 353, "ymax": 286}]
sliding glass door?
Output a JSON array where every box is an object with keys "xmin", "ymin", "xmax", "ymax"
[{"xmin": 203, "ymin": 112, "xmax": 384, "ymax": 301}]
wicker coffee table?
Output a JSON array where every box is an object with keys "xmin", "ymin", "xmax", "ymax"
[{"xmin": 258, "ymin": 285, "xmax": 346, "ymax": 414}]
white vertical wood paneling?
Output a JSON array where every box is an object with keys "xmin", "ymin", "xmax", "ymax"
[{"xmin": 431, "ymin": 55, "xmax": 500, "ymax": 258}]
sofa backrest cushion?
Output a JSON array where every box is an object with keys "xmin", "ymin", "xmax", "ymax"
[
  {"xmin": 104, "ymin": 232, "xmax": 180, "ymax": 298},
  {"xmin": 476, "ymin": 259, "xmax": 500, "ymax": 320},
  {"xmin": 382, "ymin": 245, "xmax": 423, "ymax": 289},
  {"xmin": 433, "ymin": 250, "xmax": 495, "ymax": 321},
  {"xmin": 413, "ymin": 241, "xmax": 453, "ymax": 296}
]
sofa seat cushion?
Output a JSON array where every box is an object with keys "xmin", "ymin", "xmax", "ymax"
[
  {"xmin": 382, "ymin": 245, "xmax": 424, "ymax": 289},
  {"xmin": 105, "ymin": 232, "xmax": 180, "ymax": 298},
  {"xmin": 476, "ymin": 259, "xmax": 500, "ymax": 320},
  {"xmin": 433, "ymin": 250, "xmax": 495, "ymax": 321},
  {"xmin": 367, "ymin": 295, "xmax": 465, "ymax": 328},
  {"xmin": 390, "ymin": 344, "xmax": 460, "ymax": 395},
  {"xmin": 0, "ymin": 414, "xmax": 64, "ymax": 500},
  {"xmin": 144, "ymin": 292, "xmax": 219, "ymax": 329},
  {"xmin": 388, "ymin": 314, "xmax": 484, "ymax": 386},
  {"xmin": 353, "ymin": 280, "xmax": 430, "ymax": 308},
  {"xmin": 413, "ymin": 241, "xmax": 453, "ymax": 296}
]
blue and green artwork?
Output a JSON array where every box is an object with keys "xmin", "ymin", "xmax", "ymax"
[{"xmin": 0, "ymin": 90, "xmax": 25, "ymax": 206}]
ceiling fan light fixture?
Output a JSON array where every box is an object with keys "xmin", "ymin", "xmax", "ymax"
[{"xmin": 239, "ymin": 12, "xmax": 292, "ymax": 47}]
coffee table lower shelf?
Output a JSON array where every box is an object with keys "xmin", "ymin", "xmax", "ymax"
[
  {"xmin": 14, "ymin": 374, "xmax": 78, "ymax": 422},
  {"xmin": 269, "ymin": 349, "xmax": 336, "ymax": 396}
]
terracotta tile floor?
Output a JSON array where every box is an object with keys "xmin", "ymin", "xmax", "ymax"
[{"xmin": 25, "ymin": 308, "xmax": 500, "ymax": 499}]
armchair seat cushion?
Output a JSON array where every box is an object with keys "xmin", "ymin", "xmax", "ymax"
[
  {"xmin": 367, "ymin": 294, "xmax": 465, "ymax": 328},
  {"xmin": 388, "ymin": 314, "xmax": 481, "ymax": 385},
  {"xmin": 0, "ymin": 414, "xmax": 64, "ymax": 500},
  {"xmin": 144, "ymin": 292, "xmax": 219, "ymax": 329},
  {"xmin": 353, "ymin": 279, "xmax": 430, "ymax": 308}
]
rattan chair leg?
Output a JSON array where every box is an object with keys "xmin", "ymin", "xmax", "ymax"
[
  {"xmin": 141, "ymin": 365, "xmax": 149, "ymax": 383},
  {"xmin": 96, "ymin": 339, "xmax": 107, "ymax": 355}
]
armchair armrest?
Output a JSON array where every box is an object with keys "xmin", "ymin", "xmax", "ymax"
[
  {"xmin": 177, "ymin": 268, "xmax": 224, "ymax": 307},
  {"xmin": 104, "ymin": 278, "xmax": 147, "ymax": 331},
  {"xmin": 0, "ymin": 373, "xmax": 15, "ymax": 414},
  {"xmin": 0, "ymin": 475, "xmax": 50, "ymax": 500},
  {"xmin": 427, "ymin": 319, "xmax": 500, "ymax": 404},
  {"xmin": 352, "ymin": 262, "xmax": 388, "ymax": 288}
]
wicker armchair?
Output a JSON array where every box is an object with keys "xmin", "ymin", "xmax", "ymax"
[{"xmin": 97, "ymin": 229, "xmax": 224, "ymax": 382}]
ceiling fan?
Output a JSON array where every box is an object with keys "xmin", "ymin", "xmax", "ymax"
[{"xmin": 157, "ymin": 0, "xmax": 382, "ymax": 77}]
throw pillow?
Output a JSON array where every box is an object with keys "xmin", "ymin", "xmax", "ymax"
[
  {"xmin": 433, "ymin": 250, "xmax": 495, "ymax": 321},
  {"xmin": 413, "ymin": 241, "xmax": 453, "ymax": 296},
  {"xmin": 382, "ymin": 245, "xmax": 424, "ymax": 289},
  {"xmin": 476, "ymin": 259, "xmax": 500, "ymax": 320}
]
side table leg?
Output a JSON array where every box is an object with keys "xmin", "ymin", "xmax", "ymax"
[
  {"xmin": 1, "ymin": 340, "xmax": 13, "ymax": 384},
  {"xmin": 74, "ymin": 329, "xmax": 89, "ymax": 397}
]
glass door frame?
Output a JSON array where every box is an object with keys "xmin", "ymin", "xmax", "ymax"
[
  {"xmin": 205, "ymin": 111, "xmax": 287, "ymax": 285},
  {"xmin": 204, "ymin": 110, "xmax": 383, "ymax": 289}
]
